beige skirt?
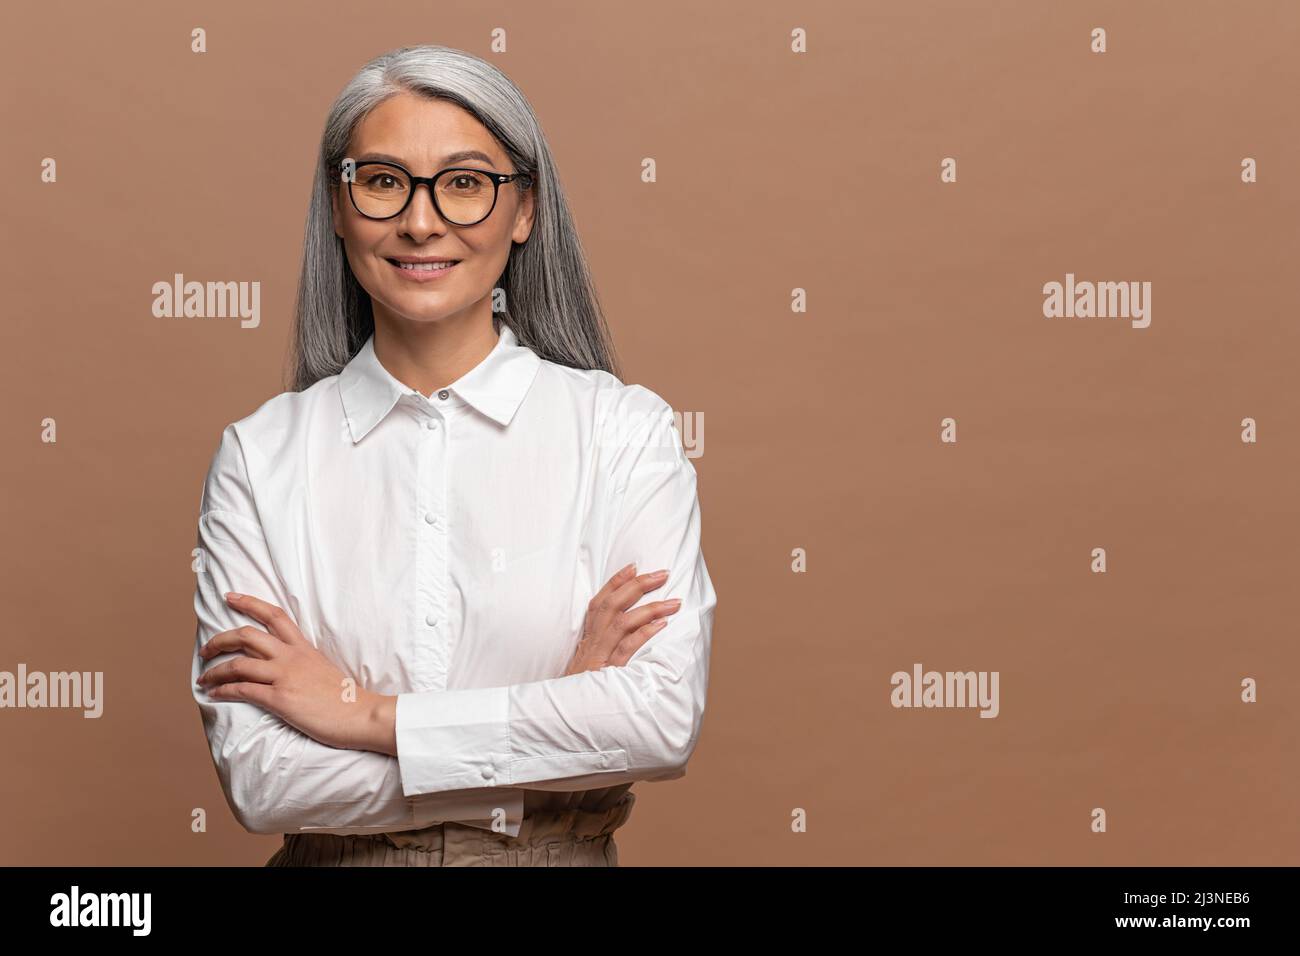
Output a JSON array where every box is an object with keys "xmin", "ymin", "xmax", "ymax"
[{"xmin": 265, "ymin": 791, "xmax": 635, "ymax": 867}]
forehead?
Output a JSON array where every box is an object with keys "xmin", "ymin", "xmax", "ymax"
[{"xmin": 349, "ymin": 92, "xmax": 506, "ymax": 169}]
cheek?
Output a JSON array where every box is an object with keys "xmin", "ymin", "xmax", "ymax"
[
  {"xmin": 460, "ymin": 229, "xmax": 512, "ymax": 271},
  {"xmin": 342, "ymin": 245, "xmax": 372, "ymax": 285},
  {"xmin": 340, "ymin": 230, "xmax": 384, "ymax": 273}
]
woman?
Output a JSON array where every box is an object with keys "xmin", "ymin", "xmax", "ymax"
[{"xmin": 189, "ymin": 45, "xmax": 717, "ymax": 867}]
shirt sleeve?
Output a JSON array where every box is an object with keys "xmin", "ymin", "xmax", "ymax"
[
  {"xmin": 192, "ymin": 424, "xmax": 511, "ymax": 835},
  {"xmin": 393, "ymin": 386, "xmax": 718, "ymax": 796}
]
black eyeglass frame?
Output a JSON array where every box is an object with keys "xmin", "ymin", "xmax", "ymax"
[{"xmin": 343, "ymin": 160, "xmax": 534, "ymax": 225}]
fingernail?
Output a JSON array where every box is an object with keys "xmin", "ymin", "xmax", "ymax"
[
  {"xmin": 666, "ymin": 599, "xmax": 682, "ymax": 609},
  {"xmin": 652, "ymin": 569, "xmax": 669, "ymax": 578},
  {"xmin": 621, "ymin": 563, "xmax": 635, "ymax": 575},
  {"xmin": 226, "ymin": 592, "xmax": 241, "ymax": 602}
]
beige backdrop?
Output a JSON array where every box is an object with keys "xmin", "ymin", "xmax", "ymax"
[{"xmin": 2, "ymin": 0, "xmax": 1298, "ymax": 865}]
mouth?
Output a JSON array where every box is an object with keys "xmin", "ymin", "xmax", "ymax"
[{"xmin": 385, "ymin": 256, "xmax": 462, "ymax": 281}]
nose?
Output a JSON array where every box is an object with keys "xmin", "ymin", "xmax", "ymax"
[{"xmin": 397, "ymin": 182, "xmax": 449, "ymax": 242}]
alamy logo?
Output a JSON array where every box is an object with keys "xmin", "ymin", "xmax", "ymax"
[
  {"xmin": 49, "ymin": 886, "xmax": 151, "ymax": 935},
  {"xmin": 0, "ymin": 664, "xmax": 103, "ymax": 717},
  {"xmin": 597, "ymin": 408, "xmax": 704, "ymax": 460},
  {"xmin": 890, "ymin": 663, "xmax": 1000, "ymax": 718},
  {"xmin": 151, "ymin": 273, "xmax": 261, "ymax": 328},
  {"xmin": 1043, "ymin": 272, "xmax": 1151, "ymax": 328},
  {"xmin": 599, "ymin": 407, "xmax": 676, "ymax": 452}
]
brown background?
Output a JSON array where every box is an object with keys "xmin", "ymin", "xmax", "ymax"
[{"xmin": 2, "ymin": 0, "xmax": 1297, "ymax": 865}]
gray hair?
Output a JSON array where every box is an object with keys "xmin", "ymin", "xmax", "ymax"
[{"xmin": 287, "ymin": 44, "xmax": 622, "ymax": 391}]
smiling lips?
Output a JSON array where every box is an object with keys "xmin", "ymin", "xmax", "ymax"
[{"xmin": 385, "ymin": 256, "xmax": 461, "ymax": 281}]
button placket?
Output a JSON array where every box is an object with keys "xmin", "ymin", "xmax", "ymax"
[
  {"xmin": 415, "ymin": 406, "xmax": 449, "ymax": 689},
  {"xmin": 429, "ymin": 408, "xmax": 452, "ymax": 687}
]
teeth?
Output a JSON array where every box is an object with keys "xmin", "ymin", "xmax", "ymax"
[{"xmin": 395, "ymin": 260, "xmax": 456, "ymax": 271}]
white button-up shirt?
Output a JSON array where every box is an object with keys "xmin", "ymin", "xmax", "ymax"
[{"xmin": 191, "ymin": 323, "xmax": 717, "ymax": 838}]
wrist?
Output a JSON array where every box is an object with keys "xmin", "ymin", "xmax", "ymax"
[{"xmin": 358, "ymin": 690, "xmax": 399, "ymax": 756}]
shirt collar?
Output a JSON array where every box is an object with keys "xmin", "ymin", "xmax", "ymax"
[{"xmin": 339, "ymin": 323, "xmax": 542, "ymax": 443}]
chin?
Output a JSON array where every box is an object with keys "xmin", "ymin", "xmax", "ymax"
[{"xmin": 385, "ymin": 304, "xmax": 462, "ymax": 326}]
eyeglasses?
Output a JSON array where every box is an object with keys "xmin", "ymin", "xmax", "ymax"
[{"xmin": 344, "ymin": 160, "xmax": 533, "ymax": 225}]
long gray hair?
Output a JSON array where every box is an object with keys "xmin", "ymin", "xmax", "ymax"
[{"xmin": 287, "ymin": 44, "xmax": 622, "ymax": 391}]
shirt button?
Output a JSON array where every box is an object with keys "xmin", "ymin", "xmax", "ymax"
[
  {"xmin": 424, "ymin": 512, "xmax": 436, "ymax": 525},
  {"xmin": 437, "ymin": 389, "xmax": 450, "ymax": 401},
  {"xmin": 425, "ymin": 419, "xmax": 438, "ymax": 430},
  {"xmin": 481, "ymin": 765, "xmax": 495, "ymax": 780},
  {"xmin": 425, "ymin": 614, "xmax": 438, "ymax": 627}
]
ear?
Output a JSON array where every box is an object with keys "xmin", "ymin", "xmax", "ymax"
[
  {"xmin": 512, "ymin": 181, "xmax": 536, "ymax": 245},
  {"xmin": 330, "ymin": 185, "xmax": 344, "ymax": 239}
]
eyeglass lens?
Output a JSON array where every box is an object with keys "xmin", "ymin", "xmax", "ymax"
[{"xmin": 352, "ymin": 163, "xmax": 496, "ymax": 224}]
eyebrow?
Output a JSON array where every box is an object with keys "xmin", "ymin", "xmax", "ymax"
[{"xmin": 354, "ymin": 150, "xmax": 497, "ymax": 168}]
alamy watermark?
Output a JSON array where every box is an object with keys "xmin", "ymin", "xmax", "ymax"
[
  {"xmin": 1043, "ymin": 272, "xmax": 1151, "ymax": 329},
  {"xmin": 49, "ymin": 886, "xmax": 150, "ymax": 935},
  {"xmin": 152, "ymin": 273, "xmax": 260, "ymax": 328},
  {"xmin": 596, "ymin": 407, "xmax": 704, "ymax": 461},
  {"xmin": 890, "ymin": 662, "xmax": 999, "ymax": 718},
  {"xmin": 0, "ymin": 664, "xmax": 103, "ymax": 718}
]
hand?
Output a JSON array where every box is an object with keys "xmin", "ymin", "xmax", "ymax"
[
  {"xmin": 564, "ymin": 564, "xmax": 681, "ymax": 676},
  {"xmin": 195, "ymin": 592, "xmax": 383, "ymax": 752}
]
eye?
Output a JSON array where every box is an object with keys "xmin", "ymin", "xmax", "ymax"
[{"xmin": 367, "ymin": 173, "xmax": 404, "ymax": 191}]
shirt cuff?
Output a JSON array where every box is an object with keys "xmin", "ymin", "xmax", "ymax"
[
  {"xmin": 395, "ymin": 686, "xmax": 511, "ymax": 797},
  {"xmin": 408, "ymin": 788, "xmax": 526, "ymax": 838}
]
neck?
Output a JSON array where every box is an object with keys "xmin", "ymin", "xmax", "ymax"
[{"xmin": 371, "ymin": 305, "xmax": 499, "ymax": 398}]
